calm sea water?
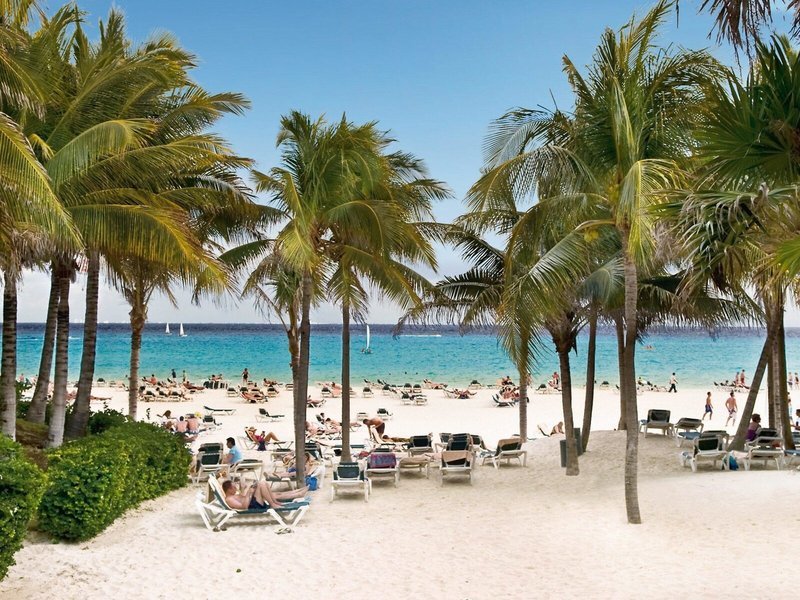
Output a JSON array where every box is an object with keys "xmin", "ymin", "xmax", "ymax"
[{"xmin": 13, "ymin": 323, "xmax": 800, "ymax": 388}]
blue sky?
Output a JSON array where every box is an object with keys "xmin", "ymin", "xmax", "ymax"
[{"xmin": 20, "ymin": 1, "xmax": 797, "ymax": 324}]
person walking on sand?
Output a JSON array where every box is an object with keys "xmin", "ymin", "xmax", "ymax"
[
  {"xmin": 668, "ymin": 372, "xmax": 678, "ymax": 393},
  {"xmin": 702, "ymin": 391, "xmax": 713, "ymax": 421},
  {"xmin": 725, "ymin": 391, "xmax": 738, "ymax": 427}
]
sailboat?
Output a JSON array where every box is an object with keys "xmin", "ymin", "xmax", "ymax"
[
  {"xmin": 165, "ymin": 323, "xmax": 171, "ymax": 335},
  {"xmin": 179, "ymin": 323, "xmax": 187, "ymax": 337},
  {"xmin": 362, "ymin": 324, "xmax": 372, "ymax": 354}
]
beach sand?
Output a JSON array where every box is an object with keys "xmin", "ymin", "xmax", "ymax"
[{"xmin": 2, "ymin": 383, "xmax": 795, "ymax": 599}]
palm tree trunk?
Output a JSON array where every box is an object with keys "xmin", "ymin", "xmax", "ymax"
[
  {"xmin": 340, "ymin": 300, "xmax": 352, "ymax": 462},
  {"xmin": 767, "ymin": 329, "xmax": 777, "ymax": 427},
  {"xmin": 776, "ymin": 313, "xmax": 794, "ymax": 449},
  {"xmin": 621, "ymin": 236, "xmax": 641, "ymax": 524},
  {"xmin": 557, "ymin": 342, "xmax": 579, "ymax": 476},
  {"xmin": 581, "ymin": 303, "xmax": 598, "ymax": 451},
  {"xmin": 28, "ymin": 267, "xmax": 59, "ymax": 424},
  {"xmin": 67, "ymin": 251, "xmax": 100, "ymax": 438},
  {"xmin": 517, "ymin": 332, "xmax": 529, "ymax": 440},
  {"xmin": 294, "ymin": 270, "xmax": 312, "ymax": 486},
  {"xmin": 127, "ymin": 300, "xmax": 145, "ymax": 420},
  {"xmin": 1, "ymin": 274, "xmax": 18, "ymax": 438},
  {"xmin": 47, "ymin": 270, "xmax": 71, "ymax": 448},
  {"xmin": 729, "ymin": 326, "xmax": 773, "ymax": 451},
  {"xmin": 613, "ymin": 313, "xmax": 626, "ymax": 430}
]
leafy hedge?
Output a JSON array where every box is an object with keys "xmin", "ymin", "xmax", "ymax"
[
  {"xmin": 87, "ymin": 408, "xmax": 128, "ymax": 435},
  {"xmin": 0, "ymin": 435, "xmax": 45, "ymax": 580},
  {"xmin": 38, "ymin": 422, "xmax": 191, "ymax": 541}
]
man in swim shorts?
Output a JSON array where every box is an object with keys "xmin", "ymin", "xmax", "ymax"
[{"xmin": 725, "ymin": 391, "xmax": 738, "ymax": 427}]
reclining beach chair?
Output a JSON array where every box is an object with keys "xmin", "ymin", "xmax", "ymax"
[
  {"xmin": 201, "ymin": 414, "xmax": 220, "ymax": 431},
  {"xmin": 256, "ymin": 407, "xmax": 284, "ymax": 422},
  {"xmin": 405, "ymin": 434, "xmax": 433, "ymax": 457},
  {"xmin": 743, "ymin": 428, "xmax": 784, "ymax": 470},
  {"xmin": 204, "ymin": 405, "xmax": 236, "ymax": 416},
  {"xmin": 479, "ymin": 437, "xmax": 527, "ymax": 469},
  {"xmin": 493, "ymin": 394, "xmax": 514, "ymax": 407},
  {"xmin": 679, "ymin": 432, "xmax": 730, "ymax": 472},
  {"xmin": 447, "ymin": 433, "xmax": 472, "ymax": 452},
  {"xmin": 239, "ymin": 428, "xmax": 259, "ymax": 450},
  {"xmin": 639, "ymin": 409, "xmax": 673, "ymax": 437},
  {"xmin": 330, "ymin": 462, "xmax": 369, "ymax": 501},
  {"xmin": 226, "ymin": 388, "xmax": 239, "ymax": 398},
  {"xmin": 197, "ymin": 477, "xmax": 310, "ymax": 531},
  {"xmin": 376, "ymin": 407, "xmax": 392, "ymax": 420},
  {"xmin": 365, "ymin": 449, "xmax": 399, "ymax": 488},
  {"xmin": 440, "ymin": 450, "xmax": 473, "ymax": 484},
  {"xmin": 467, "ymin": 380, "xmax": 482, "ymax": 390},
  {"xmin": 362, "ymin": 386, "xmax": 374, "ymax": 398},
  {"xmin": 191, "ymin": 450, "xmax": 224, "ymax": 484},
  {"xmin": 673, "ymin": 417, "xmax": 704, "ymax": 447}
]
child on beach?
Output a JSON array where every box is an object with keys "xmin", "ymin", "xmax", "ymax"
[
  {"xmin": 702, "ymin": 391, "xmax": 713, "ymax": 420},
  {"xmin": 725, "ymin": 391, "xmax": 737, "ymax": 426}
]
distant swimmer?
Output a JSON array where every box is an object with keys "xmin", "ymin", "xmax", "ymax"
[{"xmin": 644, "ymin": 344, "xmax": 654, "ymax": 351}]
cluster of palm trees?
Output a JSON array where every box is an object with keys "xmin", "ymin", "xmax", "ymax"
[
  {"xmin": 401, "ymin": 0, "xmax": 800, "ymax": 523},
  {"xmin": 0, "ymin": 3, "xmax": 254, "ymax": 445},
  {"xmin": 2, "ymin": 1, "xmax": 800, "ymax": 526}
]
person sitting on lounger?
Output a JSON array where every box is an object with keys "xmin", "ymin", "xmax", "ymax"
[
  {"xmin": 423, "ymin": 378, "xmax": 447, "ymax": 389},
  {"xmin": 306, "ymin": 420, "xmax": 324, "ymax": 437},
  {"xmin": 324, "ymin": 418, "xmax": 342, "ymax": 434},
  {"xmin": 221, "ymin": 479, "xmax": 308, "ymax": 510},
  {"xmin": 550, "ymin": 421, "xmax": 565, "ymax": 435},
  {"xmin": 746, "ymin": 414, "xmax": 762, "ymax": 442},
  {"xmin": 175, "ymin": 416, "xmax": 188, "ymax": 433},
  {"xmin": 186, "ymin": 414, "xmax": 200, "ymax": 434},
  {"xmin": 222, "ymin": 437, "xmax": 243, "ymax": 466},
  {"xmin": 241, "ymin": 389, "xmax": 263, "ymax": 403}
]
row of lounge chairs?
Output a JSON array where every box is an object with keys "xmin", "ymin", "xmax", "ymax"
[{"xmin": 639, "ymin": 409, "xmax": 799, "ymax": 472}]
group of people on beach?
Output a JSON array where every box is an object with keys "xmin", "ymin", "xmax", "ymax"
[{"xmin": 701, "ymin": 390, "xmax": 740, "ymax": 426}]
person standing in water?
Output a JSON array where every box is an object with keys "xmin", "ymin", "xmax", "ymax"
[{"xmin": 702, "ymin": 391, "xmax": 713, "ymax": 421}]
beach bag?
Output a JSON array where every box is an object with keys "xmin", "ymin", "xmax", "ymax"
[
  {"xmin": 728, "ymin": 455, "xmax": 739, "ymax": 471},
  {"xmin": 305, "ymin": 475, "xmax": 318, "ymax": 491}
]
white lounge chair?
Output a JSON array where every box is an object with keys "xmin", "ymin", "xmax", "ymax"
[
  {"xmin": 205, "ymin": 405, "xmax": 236, "ymax": 416},
  {"xmin": 365, "ymin": 450, "xmax": 399, "ymax": 488},
  {"xmin": 376, "ymin": 407, "xmax": 392, "ymax": 420},
  {"xmin": 673, "ymin": 417, "xmax": 704, "ymax": 447},
  {"xmin": 197, "ymin": 477, "xmax": 310, "ymax": 531},
  {"xmin": 639, "ymin": 409, "xmax": 673, "ymax": 437},
  {"xmin": 440, "ymin": 450, "xmax": 473, "ymax": 485},
  {"xmin": 743, "ymin": 429, "xmax": 784, "ymax": 470},
  {"xmin": 679, "ymin": 433, "xmax": 730, "ymax": 472},
  {"xmin": 479, "ymin": 437, "xmax": 527, "ymax": 469},
  {"xmin": 256, "ymin": 408, "xmax": 284, "ymax": 422},
  {"xmin": 330, "ymin": 462, "xmax": 369, "ymax": 502}
]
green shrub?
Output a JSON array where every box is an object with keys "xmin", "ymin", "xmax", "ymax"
[
  {"xmin": 0, "ymin": 435, "xmax": 46, "ymax": 581},
  {"xmin": 38, "ymin": 422, "xmax": 191, "ymax": 541},
  {"xmin": 87, "ymin": 408, "xmax": 128, "ymax": 435},
  {"xmin": 15, "ymin": 400, "xmax": 51, "ymax": 424}
]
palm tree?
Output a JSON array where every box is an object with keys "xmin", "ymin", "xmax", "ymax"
[
  {"xmin": 693, "ymin": 0, "xmax": 800, "ymax": 53},
  {"xmin": 0, "ymin": 4, "xmax": 77, "ymax": 438},
  {"xmin": 467, "ymin": 1, "xmax": 719, "ymax": 521},
  {"xmin": 675, "ymin": 36, "xmax": 800, "ymax": 450}
]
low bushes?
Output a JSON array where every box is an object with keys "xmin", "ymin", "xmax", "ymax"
[
  {"xmin": 87, "ymin": 407, "xmax": 128, "ymax": 435},
  {"xmin": 0, "ymin": 435, "xmax": 46, "ymax": 580},
  {"xmin": 38, "ymin": 422, "xmax": 191, "ymax": 541}
]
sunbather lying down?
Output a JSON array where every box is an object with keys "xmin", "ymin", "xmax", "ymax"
[
  {"xmin": 222, "ymin": 479, "xmax": 307, "ymax": 510},
  {"xmin": 536, "ymin": 422, "xmax": 564, "ymax": 437}
]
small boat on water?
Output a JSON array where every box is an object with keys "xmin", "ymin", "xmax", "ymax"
[
  {"xmin": 362, "ymin": 324, "xmax": 372, "ymax": 354},
  {"xmin": 179, "ymin": 323, "xmax": 187, "ymax": 337},
  {"xmin": 165, "ymin": 323, "xmax": 171, "ymax": 335}
]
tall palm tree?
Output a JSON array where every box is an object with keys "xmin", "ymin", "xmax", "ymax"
[
  {"xmin": 694, "ymin": 0, "xmax": 800, "ymax": 53},
  {"xmin": 676, "ymin": 36, "xmax": 800, "ymax": 450}
]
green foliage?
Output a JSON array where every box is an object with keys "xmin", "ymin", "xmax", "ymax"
[
  {"xmin": 14, "ymin": 379, "xmax": 32, "ymax": 402},
  {"xmin": 16, "ymin": 400, "xmax": 51, "ymax": 423},
  {"xmin": 0, "ymin": 435, "xmax": 46, "ymax": 581},
  {"xmin": 87, "ymin": 407, "xmax": 128, "ymax": 435},
  {"xmin": 38, "ymin": 422, "xmax": 190, "ymax": 541}
]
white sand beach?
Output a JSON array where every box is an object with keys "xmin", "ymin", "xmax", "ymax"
[{"xmin": 2, "ymin": 384, "xmax": 796, "ymax": 599}]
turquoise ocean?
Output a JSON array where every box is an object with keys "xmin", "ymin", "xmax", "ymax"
[{"xmin": 13, "ymin": 323, "xmax": 800, "ymax": 388}]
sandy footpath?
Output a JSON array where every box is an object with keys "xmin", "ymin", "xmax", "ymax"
[{"xmin": 1, "ymin": 383, "xmax": 795, "ymax": 599}]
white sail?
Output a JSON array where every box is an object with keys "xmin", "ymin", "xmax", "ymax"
[
  {"xmin": 165, "ymin": 323, "xmax": 171, "ymax": 335},
  {"xmin": 366, "ymin": 324, "xmax": 370, "ymax": 349},
  {"xmin": 179, "ymin": 323, "xmax": 186, "ymax": 337}
]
